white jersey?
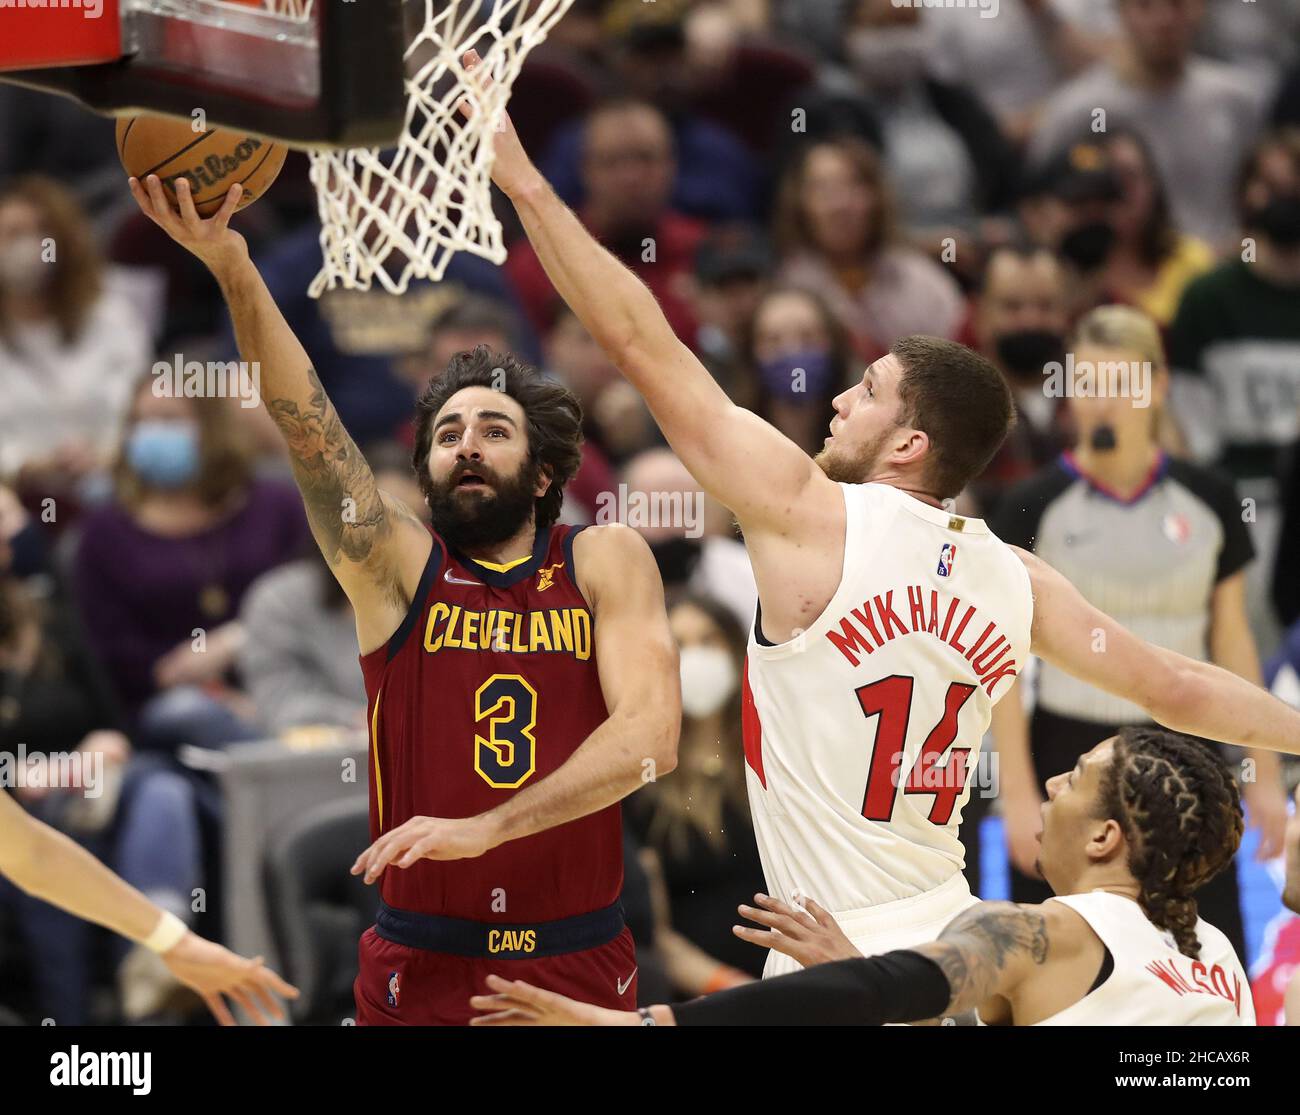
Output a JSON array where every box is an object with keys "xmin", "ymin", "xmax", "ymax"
[
  {"xmin": 744, "ymin": 483, "xmax": 1033, "ymax": 920},
  {"xmin": 1037, "ymin": 892, "xmax": 1255, "ymax": 1025}
]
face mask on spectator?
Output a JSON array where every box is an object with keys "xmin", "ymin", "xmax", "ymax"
[
  {"xmin": 758, "ymin": 349, "xmax": 836, "ymax": 401},
  {"xmin": 0, "ymin": 235, "xmax": 52, "ymax": 296},
  {"xmin": 994, "ymin": 329, "xmax": 1065, "ymax": 380},
  {"xmin": 648, "ymin": 536, "xmax": 702, "ymax": 586},
  {"xmin": 679, "ymin": 645, "xmax": 738, "ymax": 719},
  {"xmin": 127, "ymin": 420, "xmax": 201, "ymax": 489},
  {"xmin": 847, "ymin": 26, "xmax": 929, "ymax": 90},
  {"xmin": 1059, "ymin": 220, "xmax": 1116, "ymax": 272},
  {"xmin": 1247, "ymin": 194, "xmax": 1300, "ymax": 248}
]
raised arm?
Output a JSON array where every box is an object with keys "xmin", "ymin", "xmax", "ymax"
[
  {"xmin": 351, "ymin": 524, "xmax": 679, "ymax": 879},
  {"xmin": 465, "ymin": 52, "xmax": 834, "ymax": 535},
  {"xmin": 1019, "ymin": 548, "xmax": 1300, "ymax": 756},
  {"xmin": 126, "ymin": 176, "xmax": 430, "ymax": 653}
]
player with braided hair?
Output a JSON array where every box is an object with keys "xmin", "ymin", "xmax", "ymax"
[
  {"xmin": 470, "ymin": 727, "xmax": 1257, "ymax": 1026},
  {"xmin": 1094, "ymin": 727, "xmax": 1244, "ymax": 960}
]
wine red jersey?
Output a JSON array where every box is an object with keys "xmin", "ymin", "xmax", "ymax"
[{"xmin": 359, "ymin": 524, "xmax": 621, "ymax": 923}]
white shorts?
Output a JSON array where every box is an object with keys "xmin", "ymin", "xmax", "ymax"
[{"xmin": 762, "ymin": 872, "xmax": 981, "ymax": 979}]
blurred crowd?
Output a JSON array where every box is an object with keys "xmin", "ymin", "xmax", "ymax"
[{"xmin": 1, "ymin": 0, "xmax": 1299, "ymax": 1024}]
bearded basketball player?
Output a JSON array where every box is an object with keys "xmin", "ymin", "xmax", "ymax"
[
  {"xmin": 461, "ymin": 49, "xmax": 1300, "ymax": 976},
  {"xmin": 126, "ymin": 175, "xmax": 680, "ymax": 1026}
]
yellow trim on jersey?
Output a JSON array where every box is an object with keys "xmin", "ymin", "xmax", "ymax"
[
  {"xmin": 470, "ymin": 553, "xmax": 532, "ymax": 573},
  {"xmin": 371, "ymin": 687, "xmax": 384, "ymax": 831}
]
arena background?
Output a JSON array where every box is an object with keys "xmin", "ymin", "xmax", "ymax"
[{"xmin": 0, "ymin": 0, "xmax": 1297, "ymax": 1027}]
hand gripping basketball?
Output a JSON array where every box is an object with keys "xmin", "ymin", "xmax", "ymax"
[{"xmin": 127, "ymin": 174, "xmax": 250, "ymax": 276}]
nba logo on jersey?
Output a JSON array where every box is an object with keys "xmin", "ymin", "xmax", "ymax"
[
  {"xmin": 937, "ymin": 543, "xmax": 957, "ymax": 577},
  {"xmin": 387, "ymin": 971, "xmax": 401, "ymax": 1008}
]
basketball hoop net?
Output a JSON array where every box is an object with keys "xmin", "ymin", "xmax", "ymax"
[{"xmin": 298, "ymin": 0, "xmax": 575, "ymax": 298}]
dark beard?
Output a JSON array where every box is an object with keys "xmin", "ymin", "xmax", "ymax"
[{"xmin": 420, "ymin": 457, "xmax": 542, "ymax": 552}]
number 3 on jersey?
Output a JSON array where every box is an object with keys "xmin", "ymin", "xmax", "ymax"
[
  {"xmin": 855, "ymin": 676, "xmax": 976, "ymax": 825},
  {"xmin": 475, "ymin": 673, "xmax": 538, "ymax": 789}
]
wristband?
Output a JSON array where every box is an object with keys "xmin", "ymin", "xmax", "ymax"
[
  {"xmin": 142, "ymin": 910, "xmax": 188, "ymax": 955},
  {"xmin": 702, "ymin": 965, "xmax": 745, "ymax": 994}
]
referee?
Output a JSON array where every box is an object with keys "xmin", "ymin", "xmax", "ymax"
[{"xmin": 990, "ymin": 305, "xmax": 1290, "ymax": 961}]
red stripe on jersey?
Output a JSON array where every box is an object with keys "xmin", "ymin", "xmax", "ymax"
[{"xmin": 741, "ymin": 658, "xmax": 766, "ymax": 788}]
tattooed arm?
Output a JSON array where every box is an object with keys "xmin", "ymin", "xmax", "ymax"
[{"xmin": 127, "ymin": 175, "xmax": 432, "ymax": 652}]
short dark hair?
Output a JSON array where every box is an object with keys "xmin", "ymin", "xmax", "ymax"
[
  {"xmin": 411, "ymin": 346, "xmax": 584, "ymax": 531},
  {"xmin": 889, "ymin": 336, "xmax": 1015, "ymax": 499},
  {"xmin": 1098, "ymin": 727, "xmax": 1244, "ymax": 959}
]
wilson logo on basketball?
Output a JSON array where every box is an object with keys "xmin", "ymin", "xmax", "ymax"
[{"xmin": 163, "ymin": 136, "xmax": 268, "ymax": 197}]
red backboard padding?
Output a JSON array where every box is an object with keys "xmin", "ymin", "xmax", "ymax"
[{"xmin": 1, "ymin": 0, "xmax": 123, "ymax": 70}]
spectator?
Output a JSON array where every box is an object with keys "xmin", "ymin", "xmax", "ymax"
[
  {"xmin": 238, "ymin": 550, "xmax": 365, "ymax": 738},
  {"xmin": 929, "ymin": 0, "xmax": 1115, "ymax": 147},
  {"xmin": 689, "ymin": 224, "xmax": 776, "ymax": 394},
  {"xmin": 991, "ymin": 305, "xmax": 1290, "ymax": 964},
  {"xmin": 833, "ymin": 0, "xmax": 1019, "ymax": 232},
  {"xmin": 0, "ymin": 176, "xmax": 150, "ymax": 501},
  {"xmin": 1168, "ymin": 130, "xmax": 1300, "ymax": 635},
  {"xmin": 1029, "ymin": 0, "xmax": 1266, "ymax": 247},
  {"xmin": 0, "ymin": 564, "xmax": 202, "ymax": 1024},
  {"xmin": 236, "ymin": 442, "xmax": 425, "ymax": 737},
  {"xmin": 621, "ymin": 449, "xmax": 757, "ymax": 630},
  {"xmin": 540, "ymin": 0, "xmax": 761, "ymax": 223},
  {"xmin": 773, "ymin": 136, "xmax": 965, "ymax": 360},
  {"xmin": 510, "ymin": 100, "xmax": 707, "ymax": 343},
  {"xmin": 968, "ymin": 246, "xmax": 1072, "ymax": 516},
  {"xmin": 72, "ymin": 374, "xmax": 309, "ymax": 746},
  {"xmin": 738, "ymin": 285, "xmax": 855, "ymax": 456},
  {"xmin": 1094, "ymin": 128, "xmax": 1216, "ymax": 327},
  {"xmin": 625, "ymin": 595, "xmax": 767, "ymax": 988}
]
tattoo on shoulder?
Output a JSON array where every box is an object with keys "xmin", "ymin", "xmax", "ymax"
[
  {"xmin": 267, "ymin": 367, "xmax": 404, "ymax": 602},
  {"xmin": 921, "ymin": 903, "xmax": 1049, "ymax": 1012}
]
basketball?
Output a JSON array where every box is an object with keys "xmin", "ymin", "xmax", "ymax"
[{"xmin": 115, "ymin": 114, "xmax": 287, "ymax": 217}]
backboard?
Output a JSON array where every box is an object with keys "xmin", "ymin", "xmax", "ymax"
[{"xmin": 0, "ymin": 0, "xmax": 407, "ymax": 148}]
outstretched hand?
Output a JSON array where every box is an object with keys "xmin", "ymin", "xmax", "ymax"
[
  {"xmin": 127, "ymin": 174, "xmax": 250, "ymax": 276},
  {"xmin": 161, "ymin": 931, "xmax": 299, "ymax": 1026},
  {"xmin": 733, "ymin": 893, "xmax": 862, "ymax": 968}
]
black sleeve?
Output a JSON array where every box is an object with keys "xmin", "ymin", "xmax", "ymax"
[
  {"xmin": 1164, "ymin": 460, "xmax": 1256, "ymax": 584},
  {"xmin": 671, "ymin": 950, "xmax": 952, "ymax": 1026},
  {"xmin": 988, "ymin": 462, "xmax": 1072, "ymax": 554}
]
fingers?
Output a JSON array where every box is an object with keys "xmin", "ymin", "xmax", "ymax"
[
  {"xmin": 738, "ymin": 893, "xmax": 812, "ymax": 936},
  {"xmin": 352, "ymin": 829, "xmax": 404, "ymax": 882},
  {"xmin": 212, "ymin": 183, "xmax": 243, "ymax": 232},
  {"xmin": 143, "ymin": 174, "xmax": 187, "ymax": 238},
  {"xmin": 731, "ymin": 923, "xmax": 780, "ymax": 950},
  {"xmin": 244, "ymin": 973, "xmax": 285, "ymax": 1022},
  {"xmin": 203, "ymin": 990, "xmax": 237, "ymax": 1027},
  {"xmin": 256, "ymin": 965, "xmax": 301, "ymax": 1000},
  {"xmin": 127, "ymin": 177, "xmax": 162, "ymax": 225},
  {"xmin": 229, "ymin": 984, "xmax": 270, "ymax": 1026},
  {"xmin": 482, "ymin": 974, "xmax": 563, "ymax": 1011},
  {"xmin": 173, "ymin": 175, "xmax": 204, "ymax": 231},
  {"xmin": 470, "ymin": 1007, "xmax": 539, "ymax": 1026}
]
